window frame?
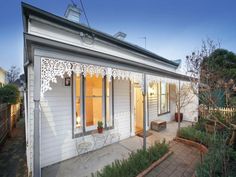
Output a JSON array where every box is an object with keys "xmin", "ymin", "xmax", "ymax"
[
  {"xmin": 158, "ymin": 82, "xmax": 170, "ymax": 115},
  {"xmin": 73, "ymin": 74, "xmax": 114, "ymax": 137}
]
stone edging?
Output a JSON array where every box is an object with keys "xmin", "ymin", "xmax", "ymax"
[
  {"xmin": 174, "ymin": 137, "xmax": 208, "ymax": 154},
  {"xmin": 136, "ymin": 151, "xmax": 173, "ymax": 177}
]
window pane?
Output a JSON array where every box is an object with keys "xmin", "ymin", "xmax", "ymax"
[
  {"xmin": 106, "ymin": 97, "xmax": 110, "ymax": 126},
  {"xmin": 160, "ymin": 82, "xmax": 169, "ymax": 114},
  {"xmin": 161, "ymin": 95, "xmax": 167, "ymax": 113},
  {"xmin": 86, "ymin": 75, "xmax": 102, "ymax": 97},
  {"xmin": 106, "ymin": 79, "xmax": 110, "ymax": 97},
  {"xmin": 85, "ymin": 75, "xmax": 103, "ymax": 127},
  {"xmin": 85, "ymin": 97, "xmax": 102, "ymax": 126},
  {"xmin": 161, "ymin": 82, "xmax": 166, "ymax": 94},
  {"xmin": 106, "ymin": 79, "xmax": 111, "ymax": 127},
  {"xmin": 75, "ymin": 76, "xmax": 81, "ymax": 128}
]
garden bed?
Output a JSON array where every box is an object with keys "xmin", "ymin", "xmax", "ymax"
[
  {"xmin": 177, "ymin": 126, "xmax": 236, "ymax": 177},
  {"xmin": 174, "ymin": 137, "xmax": 208, "ymax": 154},
  {"xmin": 93, "ymin": 141, "xmax": 169, "ymax": 177}
]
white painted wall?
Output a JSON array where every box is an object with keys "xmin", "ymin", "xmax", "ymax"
[
  {"xmin": 40, "ymin": 76, "xmax": 77, "ymax": 167},
  {"xmin": 113, "ymin": 79, "xmax": 131, "ymax": 139},
  {"xmin": 28, "ymin": 76, "xmax": 132, "ymax": 168},
  {"xmin": 148, "ymin": 83, "xmax": 176, "ymax": 124},
  {"xmin": 148, "ymin": 84, "xmax": 158, "ymax": 123}
]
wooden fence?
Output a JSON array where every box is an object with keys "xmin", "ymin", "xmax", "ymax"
[
  {"xmin": 199, "ymin": 105, "xmax": 236, "ymax": 122},
  {"xmin": 0, "ymin": 103, "xmax": 20, "ymax": 146}
]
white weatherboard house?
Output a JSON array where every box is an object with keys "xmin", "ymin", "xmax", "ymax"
[{"xmin": 22, "ymin": 3, "xmax": 198, "ymax": 177}]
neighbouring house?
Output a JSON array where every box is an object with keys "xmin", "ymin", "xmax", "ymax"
[
  {"xmin": 22, "ymin": 3, "xmax": 198, "ymax": 177},
  {"xmin": 0, "ymin": 67, "xmax": 7, "ymax": 87}
]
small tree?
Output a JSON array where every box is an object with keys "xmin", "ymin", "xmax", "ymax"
[
  {"xmin": 0, "ymin": 84, "xmax": 20, "ymax": 104},
  {"xmin": 7, "ymin": 66, "xmax": 20, "ymax": 83},
  {"xmin": 186, "ymin": 39, "xmax": 235, "ymax": 109},
  {"xmin": 186, "ymin": 39, "xmax": 236, "ymax": 140},
  {"xmin": 171, "ymin": 81, "xmax": 195, "ymax": 130}
]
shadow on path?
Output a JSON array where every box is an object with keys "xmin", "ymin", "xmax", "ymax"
[{"xmin": 0, "ymin": 118, "xmax": 28, "ymax": 177}]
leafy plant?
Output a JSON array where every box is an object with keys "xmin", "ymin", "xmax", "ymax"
[
  {"xmin": 195, "ymin": 134, "xmax": 236, "ymax": 177},
  {"xmin": 0, "ymin": 84, "xmax": 20, "ymax": 104},
  {"xmin": 92, "ymin": 141, "xmax": 168, "ymax": 177},
  {"xmin": 194, "ymin": 117, "xmax": 207, "ymax": 132},
  {"xmin": 178, "ymin": 126, "xmax": 236, "ymax": 177},
  {"xmin": 178, "ymin": 126, "xmax": 214, "ymax": 147},
  {"xmin": 97, "ymin": 121, "xmax": 103, "ymax": 128}
]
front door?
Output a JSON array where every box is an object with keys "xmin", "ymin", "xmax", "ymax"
[{"xmin": 134, "ymin": 86, "xmax": 143, "ymax": 134}]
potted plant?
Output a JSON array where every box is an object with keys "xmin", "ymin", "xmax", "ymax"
[
  {"xmin": 97, "ymin": 121, "xmax": 103, "ymax": 133},
  {"xmin": 170, "ymin": 82, "xmax": 194, "ymax": 130}
]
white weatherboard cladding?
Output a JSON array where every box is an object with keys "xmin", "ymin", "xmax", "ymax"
[
  {"xmin": 38, "ymin": 76, "xmax": 131, "ymax": 167},
  {"xmin": 28, "ymin": 17, "xmax": 177, "ymax": 72},
  {"xmin": 40, "ymin": 76, "xmax": 76, "ymax": 167},
  {"xmin": 114, "ymin": 79, "xmax": 131, "ymax": 139},
  {"xmin": 148, "ymin": 84, "xmax": 177, "ymax": 124},
  {"xmin": 148, "ymin": 84, "xmax": 158, "ymax": 123}
]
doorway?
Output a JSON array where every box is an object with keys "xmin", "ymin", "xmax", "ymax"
[{"xmin": 134, "ymin": 86, "xmax": 143, "ymax": 134}]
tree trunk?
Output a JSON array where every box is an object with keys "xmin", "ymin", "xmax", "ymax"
[{"xmin": 178, "ymin": 80, "xmax": 181, "ymax": 131}]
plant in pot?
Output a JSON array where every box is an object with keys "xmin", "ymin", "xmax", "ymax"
[
  {"xmin": 97, "ymin": 121, "xmax": 103, "ymax": 133},
  {"xmin": 170, "ymin": 81, "xmax": 194, "ymax": 130}
]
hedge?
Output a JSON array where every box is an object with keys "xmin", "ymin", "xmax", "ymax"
[{"xmin": 0, "ymin": 84, "xmax": 20, "ymax": 104}]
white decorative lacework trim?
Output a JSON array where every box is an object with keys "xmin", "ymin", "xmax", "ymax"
[
  {"xmin": 147, "ymin": 75, "xmax": 178, "ymax": 85},
  {"xmin": 41, "ymin": 57, "xmax": 144, "ymax": 95}
]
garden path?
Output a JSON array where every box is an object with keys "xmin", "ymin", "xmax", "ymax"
[
  {"xmin": 0, "ymin": 118, "xmax": 28, "ymax": 177},
  {"xmin": 146, "ymin": 141, "xmax": 201, "ymax": 177}
]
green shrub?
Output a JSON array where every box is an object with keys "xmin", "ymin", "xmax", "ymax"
[
  {"xmin": 93, "ymin": 141, "xmax": 168, "ymax": 177},
  {"xmin": 194, "ymin": 117, "xmax": 207, "ymax": 132},
  {"xmin": 195, "ymin": 134, "xmax": 236, "ymax": 177},
  {"xmin": 179, "ymin": 126, "xmax": 236, "ymax": 177},
  {"xmin": 178, "ymin": 126, "xmax": 213, "ymax": 147},
  {"xmin": 0, "ymin": 84, "xmax": 20, "ymax": 104}
]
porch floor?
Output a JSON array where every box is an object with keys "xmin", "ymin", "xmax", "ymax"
[{"xmin": 42, "ymin": 121, "xmax": 192, "ymax": 177}]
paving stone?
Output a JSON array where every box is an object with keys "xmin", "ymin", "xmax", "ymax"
[
  {"xmin": 145, "ymin": 141, "xmax": 201, "ymax": 177},
  {"xmin": 146, "ymin": 169, "xmax": 159, "ymax": 177},
  {"xmin": 157, "ymin": 171, "xmax": 169, "ymax": 177},
  {"xmin": 153, "ymin": 166, "xmax": 163, "ymax": 174}
]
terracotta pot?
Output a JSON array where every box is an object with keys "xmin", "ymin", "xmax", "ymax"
[
  {"xmin": 175, "ymin": 113, "xmax": 183, "ymax": 122},
  {"xmin": 97, "ymin": 127, "xmax": 103, "ymax": 133}
]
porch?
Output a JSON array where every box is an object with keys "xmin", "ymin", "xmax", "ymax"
[{"xmin": 42, "ymin": 121, "xmax": 192, "ymax": 177}]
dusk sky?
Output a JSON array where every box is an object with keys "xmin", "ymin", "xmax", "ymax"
[{"xmin": 1, "ymin": 0, "xmax": 236, "ymax": 73}]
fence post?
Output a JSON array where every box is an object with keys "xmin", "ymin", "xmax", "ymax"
[{"xmin": 7, "ymin": 104, "xmax": 12, "ymax": 137}]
